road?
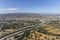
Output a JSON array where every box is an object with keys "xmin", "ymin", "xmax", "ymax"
[
  {"xmin": 0, "ymin": 21, "xmax": 51, "ymax": 40},
  {"xmin": 0, "ymin": 25, "xmax": 35, "ymax": 40}
]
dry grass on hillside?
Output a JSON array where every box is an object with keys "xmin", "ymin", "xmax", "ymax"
[{"xmin": 26, "ymin": 21, "xmax": 60, "ymax": 40}]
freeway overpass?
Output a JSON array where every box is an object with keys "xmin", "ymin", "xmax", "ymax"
[
  {"xmin": 0, "ymin": 21, "xmax": 50, "ymax": 40},
  {"xmin": 0, "ymin": 25, "xmax": 34, "ymax": 40}
]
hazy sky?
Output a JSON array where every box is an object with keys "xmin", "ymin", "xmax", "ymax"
[{"xmin": 0, "ymin": 0, "xmax": 60, "ymax": 14}]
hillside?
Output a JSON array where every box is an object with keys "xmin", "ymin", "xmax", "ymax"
[{"xmin": 25, "ymin": 20, "xmax": 60, "ymax": 40}]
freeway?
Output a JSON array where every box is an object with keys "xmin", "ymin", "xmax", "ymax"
[
  {"xmin": 0, "ymin": 21, "xmax": 51, "ymax": 40},
  {"xmin": 0, "ymin": 25, "xmax": 34, "ymax": 40}
]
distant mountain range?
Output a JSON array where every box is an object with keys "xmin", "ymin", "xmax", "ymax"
[
  {"xmin": 0, "ymin": 13, "xmax": 60, "ymax": 17},
  {"xmin": 0, "ymin": 13, "xmax": 41, "ymax": 18},
  {"xmin": 0, "ymin": 13, "xmax": 60, "ymax": 19}
]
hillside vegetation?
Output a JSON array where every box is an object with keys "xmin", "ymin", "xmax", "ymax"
[{"xmin": 26, "ymin": 20, "xmax": 60, "ymax": 40}]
